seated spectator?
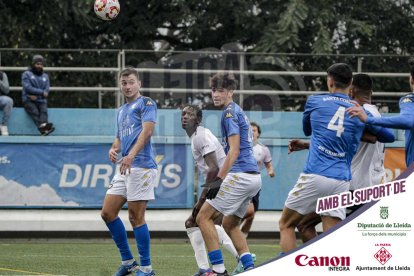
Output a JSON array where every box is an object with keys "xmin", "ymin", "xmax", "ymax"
[
  {"xmin": 0, "ymin": 70, "xmax": 13, "ymax": 136},
  {"xmin": 21, "ymin": 55, "xmax": 55, "ymax": 135}
]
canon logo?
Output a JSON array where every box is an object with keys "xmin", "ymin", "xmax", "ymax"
[{"xmin": 295, "ymin": 254, "xmax": 350, "ymax": 267}]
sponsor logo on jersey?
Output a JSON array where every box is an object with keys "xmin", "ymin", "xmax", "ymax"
[
  {"xmin": 146, "ymin": 100, "xmax": 154, "ymax": 105},
  {"xmin": 225, "ymin": 112, "xmax": 233, "ymax": 118},
  {"xmin": 401, "ymin": 97, "xmax": 412, "ymax": 103}
]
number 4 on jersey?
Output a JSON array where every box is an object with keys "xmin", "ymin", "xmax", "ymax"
[{"xmin": 327, "ymin": 106, "xmax": 345, "ymax": 137}]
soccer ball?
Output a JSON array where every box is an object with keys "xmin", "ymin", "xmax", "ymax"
[{"xmin": 94, "ymin": 0, "xmax": 120, "ymax": 21}]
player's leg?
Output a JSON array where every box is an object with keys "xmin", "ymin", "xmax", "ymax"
[
  {"xmin": 279, "ymin": 207, "xmax": 304, "ymax": 253},
  {"xmin": 321, "ymin": 215, "xmax": 342, "ymax": 231},
  {"xmin": 297, "ymin": 212, "xmax": 321, "ymax": 243},
  {"xmin": 319, "ymin": 177, "xmax": 349, "ymax": 232},
  {"xmin": 128, "ymin": 200, "xmax": 154, "ymax": 275},
  {"xmin": 215, "ymin": 224, "xmax": 238, "ymax": 259},
  {"xmin": 240, "ymin": 203, "xmax": 255, "ymax": 238},
  {"xmin": 186, "ymin": 213, "xmax": 211, "ymax": 274},
  {"xmin": 240, "ymin": 191, "xmax": 260, "ymax": 238},
  {"xmin": 223, "ymin": 172, "xmax": 261, "ymax": 272},
  {"xmin": 222, "ymin": 215, "xmax": 254, "ymax": 271},
  {"xmin": 196, "ymin": 202, "xmax": 227, "ymax": 274},
  {"xmin": 102, "ymin": 173, "xmax": 138, "ymax": 276},
  {"xmin": 127, "ymin": 168, "xmax": 157, "ymax": 276}
]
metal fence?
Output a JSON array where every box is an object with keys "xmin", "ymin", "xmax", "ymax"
[{"xmin": 0, "ymin": 48, "xmax": 411, "ymax": 111}]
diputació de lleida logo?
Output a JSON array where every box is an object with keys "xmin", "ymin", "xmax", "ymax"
[{"xmin": 380, "ymin": 206, "xmax": 389, "ymax": 219}]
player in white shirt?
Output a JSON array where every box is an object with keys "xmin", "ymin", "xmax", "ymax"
[
  {"xmin": 347, "ymin": 73, "xmax": 394, "ymax": 213},
  {"xmin": 240, "ymin": 122, "xmax": 275, "ymax": 237},
  {"xmin": 181, "ymin": 105, "xmax": 239, "ymax": 276}
]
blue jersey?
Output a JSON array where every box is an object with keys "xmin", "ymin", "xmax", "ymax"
[
  {"xmin": 221, "ymin": 102, "xmax": 259, "ymax": 173},
  {"xmin": 116, "ymin": 96, "xmax": 157, "ymax": 169},
  {"xmin": 366, "ymin": 93, "xmax": 414, "ymax": 166},
  {"xmin": 303, "ymin": 93, "xmax": 365, "ymax": 181}
]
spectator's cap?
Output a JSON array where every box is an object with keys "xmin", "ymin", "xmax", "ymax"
[{"xmin": 32, "ymin": 55, "xmax": 44, "ymax": 65}]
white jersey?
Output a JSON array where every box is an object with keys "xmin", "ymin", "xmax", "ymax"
[
  {"xmin": 350, "ymin": 104, "xmax": 386, "ymax": 190},
  {"xmin": 253, "ymin": 142, "xmax": 272, "ymax": 171},
  {"xmin": 191, "ymin": 126, "xmax": 226, "ymax": 178}
]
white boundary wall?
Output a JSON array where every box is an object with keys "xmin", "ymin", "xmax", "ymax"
[{"xmin": 0, "ymin": 210, "xmax": 286, "ymax": 233}]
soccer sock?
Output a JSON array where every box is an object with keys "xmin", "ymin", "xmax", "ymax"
[
  {"xmin": 106, "ymin": 217, "xmax": 134, "ymax": 261},
  {"xmin": 133, "ymin": 224, "xmax": 152, "ymax": 268},
  {"xmin": 208, "ymin": 249, "xmax": 225, "ymax": 273},
  {"xmin": 187, "ymin": 227, "xmax": 210, "ymax": 270},
  {"xmin": 215, "ymin": 225, "xmax": 238, "ymax": 259},
  {"xmin": 240, "ymin": 252, "xmax": 254, "ymax": 270}
]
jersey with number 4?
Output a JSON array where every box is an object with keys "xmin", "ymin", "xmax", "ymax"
[{"xmin": 302, "ymin": 93, "xmax": 365, "ymax": 181}]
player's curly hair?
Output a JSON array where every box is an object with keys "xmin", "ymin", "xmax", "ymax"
[
  {"xmin": 209, "ymin": 72, "xmax": 238, "ymax": 91},
  {"xmin": 183, "ymin": 104, "xmax": 202, "ymax": 122}
]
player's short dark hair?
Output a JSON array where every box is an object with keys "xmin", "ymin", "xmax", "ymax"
[
  {"xmin": 408, "ymin": 57, "xmax": 414, "ymax": 78},
  {"xmin": 120, "ymin": 66, "xmax": 140, "ymax": 80},
  {"xmin": 327, "ymin": 63, "xmax": 353, "ymax": 89},
  {"xmin": 183, "ymin": 104, "xmax": 202, "ymax": 122},
  {"xmin": 352, "ymin": 73, "xmax": 373, "ymax": 91},
  {"xmin": 250, "ymin": 122, "xmax": 261, "ymax": 135},
  {"xmin": 209, "ymin": 72, "xmax": 238, "ymax": 91}
]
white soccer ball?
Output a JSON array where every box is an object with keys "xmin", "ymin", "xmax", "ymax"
[{"xmin": 94, "ymin": 0, "xmax": 120, "ymax": 21}]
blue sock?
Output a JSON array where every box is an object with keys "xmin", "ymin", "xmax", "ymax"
[
  {"xmin": 134, "ymin": 224, "xmax": 151, "ymax": 266},
  {"xmin": 106, "ymin": 217, "xmax": 133, "ymax": 261},
  {"xmin": 240, "ymin": 253, "xmax": 254, "ymax": 270},
  {"xmin": 208, "ymin": 249, "xmax": 224, "ymax": 265}
]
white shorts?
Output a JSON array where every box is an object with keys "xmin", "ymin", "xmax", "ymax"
[
  {"xmin": 285, "ymin": 173, "xmax": 349, "ymax": 220},
  {"xmin": 207, "ymin": 172, "xmax": 262, "ymax": 218},
  {"xmin": 106, "ymin": 167, "xmax": 157, "ymax": 201}
]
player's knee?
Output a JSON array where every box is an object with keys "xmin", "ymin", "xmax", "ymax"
[
  {"xmin": 128, "ymin": 212, "xmax": 145, "ymax": 226},
  {"xmin": 195, "ymin": 211, "xmax": 205, "ymax": 226},
  {"xmin": 101, "ymin": 210, "xmax": 115, "ymax": 223},
  {"xmin": 279, "ymin": 218, "xmax": 291, "ymax": 231},
  {"xmin": 244, "ymin": 210, "xmax": 255, "ymax": 220}
]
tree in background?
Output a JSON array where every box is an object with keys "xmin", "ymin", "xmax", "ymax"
[{"xmin": 0, "ymin": 0, "xmax": 413, "ymax": 109}]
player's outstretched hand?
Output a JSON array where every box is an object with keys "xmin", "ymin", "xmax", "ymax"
[
  {"xmin": 288, "ymin": 139, "xmax": 309, "ymax": 154},
  {"xmin": 346, "ymin": 101, "xmax": 368, "ymax": 122},
  {"xmin": 202, "ymin": 177, "xmax": 223, "ymax": 200}
]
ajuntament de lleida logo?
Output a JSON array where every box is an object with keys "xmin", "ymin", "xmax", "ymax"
[{"xmin": 380, "ymin": 206, "xmax": 389, "ymax": 219}]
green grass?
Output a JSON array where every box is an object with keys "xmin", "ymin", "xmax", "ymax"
[{"xmin": 0, "ymin": 239, "xmax": 280, "ymax": 276}]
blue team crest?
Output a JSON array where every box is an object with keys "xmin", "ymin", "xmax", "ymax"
[{"xmin": 380, "ymin": 206, "xmax": 389, "ymax": 219}]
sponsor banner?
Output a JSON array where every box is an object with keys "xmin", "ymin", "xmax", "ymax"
[
  {"xmin": 0, "ymin": 144, "xmax": 188, "ymax": 208},
  {"xmin": 384, "ymin": 148, "xmax": 406, "ymax": 181},
  {"xmin": 245, "ymin": 166, "xmax": 414, "ymax": 275}
]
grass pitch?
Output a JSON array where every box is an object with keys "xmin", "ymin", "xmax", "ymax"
[{"xmin": 0, "ymin": 239, "xmax": 280, "ymax": 276}]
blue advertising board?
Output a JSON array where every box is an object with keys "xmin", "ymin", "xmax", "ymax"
[{"xmin": 0, "ymin": 143, "xmax": 190, "ymax": 208}]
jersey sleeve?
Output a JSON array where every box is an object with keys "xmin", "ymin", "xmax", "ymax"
[
  {"xmin": 303, "ymin": 96, "xmax": 316, "ymax": 136},
  {"xmin": 193, "ymin": 132, "xmax": 217, "ymax": 157},
  {"xmin": 141, "ymin": 97, "xmax": 157, "ymax": 123},
  {"xmin": 263, "ymin": 145, "xmax": 272, "ymax": 163},
  {"xmin": 223, "ymin": 109, "xmax": 240, "ymax": 137},
  {"xmin": 366, "ymin": 96, "xmax": 414, "ymax": 130},
  {"xmin": 363, "ymin": 109, "xmax": 395, "ymax": 143}
]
